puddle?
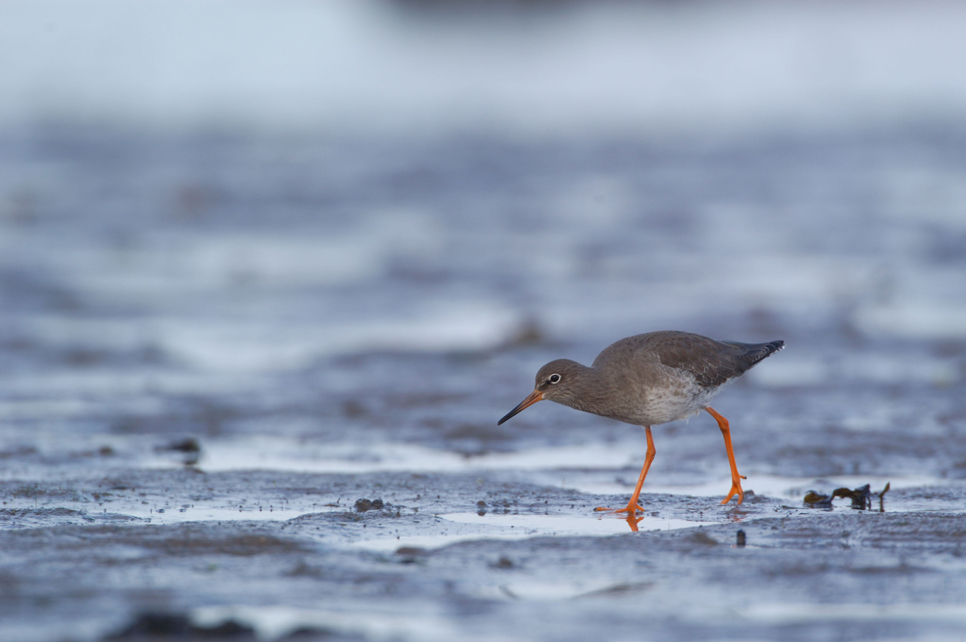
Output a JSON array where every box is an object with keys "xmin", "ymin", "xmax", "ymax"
[
  {"xmin": 0, "ymin": 504, "xmax": 320, "ymax": 531},
  {"xmin": 351, "ymin": 512, "xmax": 714, "ymax": 552},
  {"xmin": 444, "ymin": 511, "xmax": 707, "ymax": 533},
  {"xmin": 568, "ymin": 474, "xmax": 949, "ymax": 501},
  {"xmin": 119, "ymin": 505, "xmax": 317, "ymax": 525}
]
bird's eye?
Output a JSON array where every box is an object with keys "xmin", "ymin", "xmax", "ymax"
[{"xmin": 548, "ymin": 373, "xmax": 561, "ymax": 384}]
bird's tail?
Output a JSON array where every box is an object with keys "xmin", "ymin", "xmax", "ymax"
[{"xmin": 740, "ymin": 340, "xmax": 785, "ymax": 367}]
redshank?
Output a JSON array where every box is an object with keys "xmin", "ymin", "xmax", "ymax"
[{"xmin": 498, "ymin": 331, "xmax": 783, "ymax": 513}]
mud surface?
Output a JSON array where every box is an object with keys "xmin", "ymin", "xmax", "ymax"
[
  {"xmin": 2, "ymin": 123, "xmax": 964, "ymax": 642},
  {"xmin": 3, "ymin": 52, "xmax": 966, "ymax": 642}
]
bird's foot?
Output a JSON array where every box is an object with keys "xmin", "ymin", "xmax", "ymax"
[
  {"xmin": 594, "ymin": 503, "xmax": 644, "ymax": 514},
  {"xmin": 719, "ymin": 474, "xmax": 747, "ymax": 505},
  {"xmin": 593, "ymin": 505, "xmax": 645, "ymax": 531}
]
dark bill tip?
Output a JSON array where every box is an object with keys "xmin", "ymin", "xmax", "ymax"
[{"xmin": 497, "ymin": 390, "xmax": 543, "ymax": 425}]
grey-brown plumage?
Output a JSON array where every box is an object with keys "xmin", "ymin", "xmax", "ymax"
[{"xmin": 498, "ymin": 330, "xmax": 784, "ymax": 510}]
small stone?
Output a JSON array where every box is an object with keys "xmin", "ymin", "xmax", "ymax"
[
  {"xmin": 354, "ymin": 498, "xmax": 387, "ymax": 512},
  {"xmin": 492, "ymin": 556, "xmax": 514, "ymax": 569}
]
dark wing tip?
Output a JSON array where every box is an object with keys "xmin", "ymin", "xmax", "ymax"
[{"xmin": 750, "ymin": 340, "xmax": 784, "ymax": 365}]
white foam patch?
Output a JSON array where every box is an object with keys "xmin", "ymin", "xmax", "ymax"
[
  {"xmin": 16, "ymin": 303, "xmax": 518, "ymax": 374},
  {"xmin": 149, "ymin": 439, "xmax": 953, "ymax": 505},
  {"xmin": 352, "ymin": 512, "xmax": 713, "ymax": 552},
  {"xmin": 60, "ymin": 216, "xmax": 441, "ymax": 298},
  {"xmin": 157, "ymin": 302, "xmax": 517, "ymax": 372},
  {"xmin": 159, "ymin": 437, "xmax": 641, "ymax": 475}
]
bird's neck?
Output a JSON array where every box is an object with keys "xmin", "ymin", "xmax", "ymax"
[{"xmin": 558, "ymin": 365, "xmax": 614, "ymax": 416}]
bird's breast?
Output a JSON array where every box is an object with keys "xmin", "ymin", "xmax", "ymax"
[{"xmin": 600, "ymin": 371, "xmax": 730, "ymax": 426}]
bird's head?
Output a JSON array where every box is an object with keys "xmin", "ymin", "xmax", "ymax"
[{"xmin": 497, "ymin": 359, "xmax": 583, "ymax": 425}]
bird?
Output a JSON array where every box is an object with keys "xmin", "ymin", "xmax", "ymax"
[{"xmin": 498, "ymin": 330, "xmax": 784, "ymax": 514}]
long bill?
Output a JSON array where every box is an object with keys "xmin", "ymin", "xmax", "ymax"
[{"xmin": 497, "ymin": 390, "xmax": 544, "ymax": 425}]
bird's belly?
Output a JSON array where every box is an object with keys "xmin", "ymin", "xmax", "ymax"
[{"xmin": 623, "ymin": 379, "xmax": 729, "ymax": 426}]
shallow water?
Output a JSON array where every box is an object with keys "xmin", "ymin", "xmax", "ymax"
[{"xmin": 2, "ymin": 3, "xmax": 966, "ymax": 642}]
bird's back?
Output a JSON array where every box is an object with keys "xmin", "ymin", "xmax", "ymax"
[{"xmin": 592, "ymin": 330, "xmax": 783, "ymax": 399}]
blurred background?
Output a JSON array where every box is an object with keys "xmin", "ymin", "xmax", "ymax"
[
  {"xmin": 2, "ymin": 0, "xmax": 966, "ymax": 495},
  {"xmin": 2, "ymin": 0, "xmax": 965, "ymax": 433},
  {"xmin": 3, "ymin": 0, "xmax": 964, "ymax": 377},
  {"xmin": 1, "ymin": 1, "xmax": 966, "ymax": 638}
]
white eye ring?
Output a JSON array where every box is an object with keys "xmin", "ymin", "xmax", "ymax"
[{"xmin": 548, "ymin": 373, "xmax": 561, "ymax": 384}]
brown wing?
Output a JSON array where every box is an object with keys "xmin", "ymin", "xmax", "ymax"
[{"xmin": 596, "ymin": 331, "xmax": 784, "ymax": 388}]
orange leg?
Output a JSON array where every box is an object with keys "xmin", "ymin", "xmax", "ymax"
[
  {"xmin": 595, "ymin": 425, "xmax": 655, "ymax": 515},
  {"xmin": 706, "ymin": 407, "xmax": 746, "ymax": 505}
]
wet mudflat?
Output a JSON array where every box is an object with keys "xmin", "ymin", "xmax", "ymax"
[
  {"xmin": 1, "ymin": 120, "xmax": 966, "ymax": 642},
  {"xmin": 2, "ymin": 470, "xmax": 966, "ymax": 642}
]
